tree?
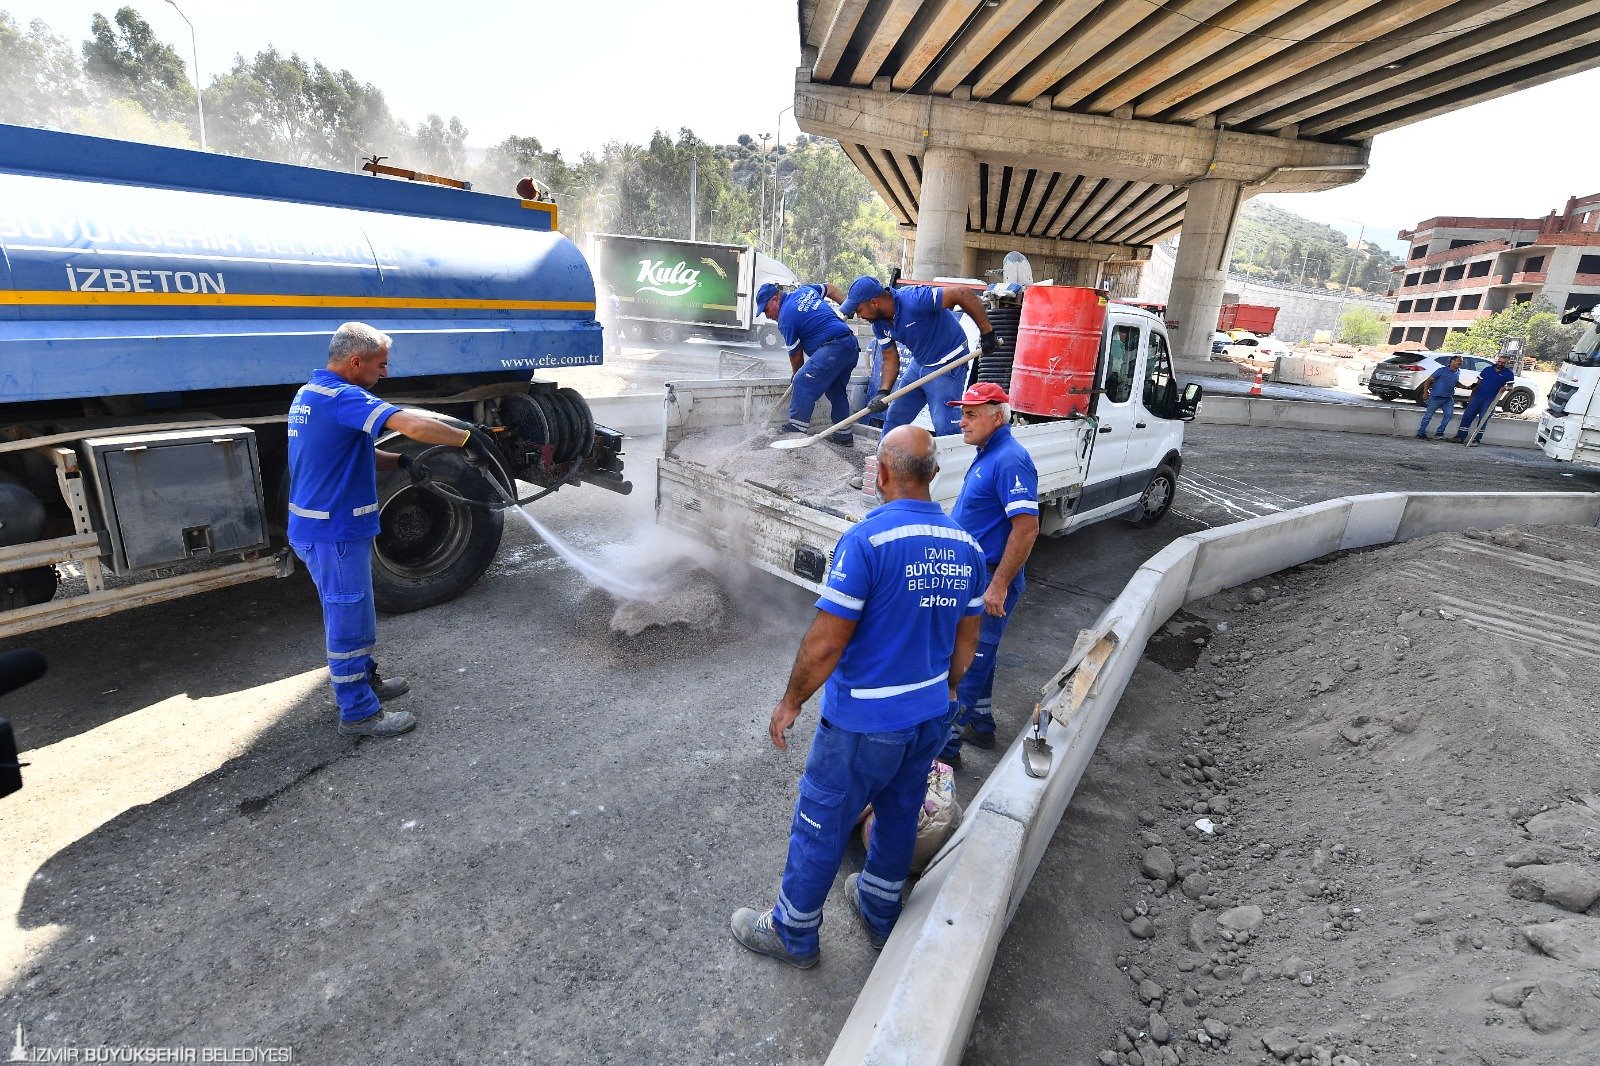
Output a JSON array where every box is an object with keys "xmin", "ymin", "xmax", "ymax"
[
  {"xmin": 1340, "ymin": 304, "xmax": 1388, "ymax": 346},
  {"xmin": 204, "ymin": 48, "xmax": 407, "ymax": 169},
  {"xmin": 82, "ymin": 7, "xmax": 192, "ymax": 125},
  {"xmin": 413, "ymin": 113, "xmax": 469, "ymax": 176},
  {"xmin": 777, "ymin": 138, "xmax": 898, "ymax": 281},
  {"xmin": 0, "ymin": 13, "xmax": 90, "ymax": 129},
  {"xmin": 1440, "ymin": 297, "xmax": 1569, "ymax": 360}
]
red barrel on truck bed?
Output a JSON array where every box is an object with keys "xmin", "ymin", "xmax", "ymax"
[{"xmin": 1008, "ymin": 286, "xmax": 1106, "ymax": 420}]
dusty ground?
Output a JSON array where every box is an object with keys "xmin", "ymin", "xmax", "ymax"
[
  {"xmin": 2, "ymin": 417, "xmax": 1595, "ymax": 1063},
  {"xmin": 972, "ymin": 524, "xmax": 1600, "ymax": 1066}
]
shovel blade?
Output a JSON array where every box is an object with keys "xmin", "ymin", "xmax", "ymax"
[{"xmin": 768, "ymin": 437, "xmax": 813, "ymax": 450}]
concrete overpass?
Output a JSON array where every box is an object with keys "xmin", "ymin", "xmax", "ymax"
[{"xmin": 793, "ymin": 0, "xmax": 1600, "ymax": 358}]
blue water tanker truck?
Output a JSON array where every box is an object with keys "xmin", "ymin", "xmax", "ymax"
[{"xmin": 0, "ymin": 123, "xmax": 629, "ymax": 637}]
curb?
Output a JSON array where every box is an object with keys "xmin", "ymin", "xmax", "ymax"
[
  {"xmin": 1196, "ymin": 394, "xmax": 1537, "ymax": 449},
  {"xmin": 825, "ymin": 489, "xmax": 1600, "ymax": 1065}
]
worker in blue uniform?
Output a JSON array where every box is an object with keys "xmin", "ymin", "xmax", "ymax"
[
  {"xmin": 940, "ymin": 383, "xmax": 1040, "ymax": 767},
  {"xmin": 288, "ymin": 322, "xmax": 494, "ymax": 738},
  {"xmin": 731, "ymin": 425, "xmax": 985, "ymax": 967},
  {"xmin": 756, "ymin": 281, "xmax": 859, "ymax": 446},
  {"xmin": 838, "ymin": 275, "xmax": 1001, "ymax": 438},
  {"xmin": 1454, "ymin": 351, "xmax": 1517, "ymax": 446}
]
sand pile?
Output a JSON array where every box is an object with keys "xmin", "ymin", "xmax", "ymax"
[
  {"xmin": 1074, "ymin": 524, "xmax": 1600, "ymax": 1066},
  {"xmin": 669, "ymin": 424, "xmax": 869, "ymax": 516}
]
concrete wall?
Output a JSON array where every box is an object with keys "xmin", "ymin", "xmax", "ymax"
[
  {"xmin": 825, "ymin": 488, "xmax": 1600, "ymax": 1065},
  {"xmin": 1195, "ymin": 394, "xmax": 1538, "ymax": 448},
  {"xmin": 1140, "ymin": 241, "xmax": 1391, "ymax": 342}
]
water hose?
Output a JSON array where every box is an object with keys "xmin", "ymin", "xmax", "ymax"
[{"xmin": 405, "ymin": 435, "xmax": 581, "ymax": 512}]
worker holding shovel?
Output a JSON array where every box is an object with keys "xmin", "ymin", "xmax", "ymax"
[
  {"xmin": 839, "ymin": 275, "xmax": 1002, "ymax": 437},
  {"xmin": 756, "ymin": 281, "xmax": 859, "ymax": 447}
]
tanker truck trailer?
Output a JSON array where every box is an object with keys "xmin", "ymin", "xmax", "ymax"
[{"xmin": 0, "ymin": 123, "xmax": 628, "ymax": 638}]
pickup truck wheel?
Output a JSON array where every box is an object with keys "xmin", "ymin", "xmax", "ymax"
[
  {"xmin": 371, "ymin": 448, "xmax": 504, "ymax": 614},
  {"xmin": 1503, "ymin": 389, "xmax": 1534, "ymax": 415},
  {"xmin": 1130, "ymin": 464, "xmax": 1177, "ymax": 528}
]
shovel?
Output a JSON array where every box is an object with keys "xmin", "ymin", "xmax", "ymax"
[
  {"xmin": 768, "ymin": 349, "xmax": 981, "ymax": 450},
  {"xmin": 1022, "ymin": 702, "xmax": 1053, "ymax": 778}
]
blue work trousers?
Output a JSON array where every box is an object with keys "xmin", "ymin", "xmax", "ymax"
[
  {"xmin": 1417, "ymin": 394, "xmax": 1455, "ymax": 437},
  {"xmin": 771, "ymin": 711, "xmax": 950, "ymax": 955},
  {"xmin": 789, "ymin": 336, "xmax": 859, "ymax": 430},
  {"xmin": 1456, "ymin": 393, "xmax": 1497, "ymax": 442},
  {"xmin": 946, "ymin": 570, "xmax": 1025, "ymax": 757},
  {"xmin": 882, "ymin": 356, "xmax": 965, "ymax": 437},
  {"xmin": 292, "ymin": 538, "xmax": 380, "ymax": 724}
]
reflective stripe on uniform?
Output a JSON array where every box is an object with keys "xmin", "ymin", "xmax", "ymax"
[
  {"xmin": 362, "ymin": 403, "xmax": 397, "ymax": 435},
  {"xmin": 327, "ymin": 645, "xmax": 375, "ymax": 660},
  {"xmin": 289, "ymin": 503, "xmax": 330, "ymax": 520},
  {"xmin": 301, "ymin": 383, "xmax": 339, "ymax": 397},
  {"xmin": 859, "ymin": 871, "xmax": 904, "ymax": 902},
  {"xmin": 351, "ymin": 503, "xmax": 380, "ymax": 517},
  {"xmin": 329, "ymin": 670, "xmax": 367, "ymax": 683},
  {"xmin": 850, "ymin": 669, "xmax": 949, "ymax": 700},
  {"xmin": 1004, "ymin": 500, "xmax": 1040, "ymax": 515},
  {"xmin": 777, "ymin": 890, "xmax": 823, "ymax": 928},
  {"xmin": 866, "ymin": 523, "xmax": 981, "ymax": 552},
  {"xmin": 968, "ymin": 596, "xmax": 984, "ymax": 608},
  {"xmin": 817, "ymin": 586, "xmax": 865, "ymax": 611}
]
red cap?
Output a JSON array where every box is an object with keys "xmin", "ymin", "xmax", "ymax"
[{"xmin": 946, "ymin": 382, "xmax": 1010, "ymax": 407}]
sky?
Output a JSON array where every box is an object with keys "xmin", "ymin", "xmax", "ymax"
[{"xmin": 7, "ymin": 0, "xmax": 1599, "ymax": 253}]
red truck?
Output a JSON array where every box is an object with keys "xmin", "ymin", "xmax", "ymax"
[{"xmin": 1217, "ymin": 303, "xmax": 1279, "ymax": 334}]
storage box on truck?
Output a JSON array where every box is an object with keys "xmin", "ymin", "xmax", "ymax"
[
  {"xmin": 1218, "ymin": 303, "xmax": 1279, "ymax": 335},
  {"xmin": 655, "ymin": 287, "xmax": 1203, "ymax": 591}
]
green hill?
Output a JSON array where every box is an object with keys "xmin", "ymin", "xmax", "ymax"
[{"xmin": 1230, "ymin": 201, "xmax": 1398, "ymax": 295}]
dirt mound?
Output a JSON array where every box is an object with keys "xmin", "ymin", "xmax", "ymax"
[
  {"xmin": 668, "ymin": 423, "xmax": 867, "ymax": 513},
  {"xmin": 1090, "ymin": 524, "xmax": 1600, "ymax": 1066}
]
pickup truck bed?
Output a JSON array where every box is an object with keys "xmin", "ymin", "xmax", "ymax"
[{"xmin": 656, "ymin": 377, "xmax": 1096, "ymax": 593}]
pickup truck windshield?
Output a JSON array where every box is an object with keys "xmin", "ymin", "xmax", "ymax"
[{"xmin": 1564, "ymin": 321, "xmax": 1600, "ymax": 368}]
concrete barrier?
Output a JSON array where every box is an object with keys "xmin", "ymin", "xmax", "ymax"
[
  {"xmin": 1270, "ymin": 354, "xmax": 1340, "ymax": 387},
  {"xmin": 1197, "ymin": 394, "xmax": 1538, "ymax": 449},
  {"xmin": 825, "ymin": 489, "xmax": 1600, "ymax": 1065}
]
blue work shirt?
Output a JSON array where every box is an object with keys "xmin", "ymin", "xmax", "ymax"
[
  {"xmin": 952, "ymin": 425, "xmax": 1040, "ymax": 567},
  {"xmin": 815, "ymin": 499, "xmax": 986, "ymax": 732},
  {"xmin": 1428, "ymin": 365, "xmax": 1462, "ymax": 399},
  {"xmin": 870, "ymin": 285, "xmax": 970, "ymax": 369},
  {"xmin": 286, "ymin": 369, "xmax": 400, "ymax": 543},
  {"xmin": 778, "ymin": 284, "xmax": 853, "ymax": 357},
  {"xmin": 1473, "ymin": 364, "xmax": 1515, "ymax": 398}
]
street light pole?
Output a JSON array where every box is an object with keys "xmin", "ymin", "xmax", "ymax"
[{"xmin": 165, "ymin": 0, "xmax": 206, "ymax": 150}]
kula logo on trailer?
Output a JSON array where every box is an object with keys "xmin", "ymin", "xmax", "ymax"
[{"xmin": 635, "ymin": 259, "xmax": 701, "ymax": 297}]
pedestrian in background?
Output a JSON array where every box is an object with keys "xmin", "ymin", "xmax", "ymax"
[
  {"xmin": 1455, "ymin": 351, "xmax": 1516, "ymax": 446},
  {"xmin": 757, "ymin": 281, "xmax": 858, "ymax": 446},
  {"xmin": 731, "ymin": 425, "xmax": 984, "ymax": 968},
  {"xmin": 1416, "ymin": 355, "xmax": 1463, "ymax": 440},
  {"xmin": 940, "ymin": 383, "xmax": 1039, "ymax": 766}
]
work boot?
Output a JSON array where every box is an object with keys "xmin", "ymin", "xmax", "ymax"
[
  {"xmin": 939, "ymin": 743, "xmax": 962, "ymax": 769},
  {"xmin": 830, "ymin": 432, "xmax": 854, "ymax": 448},
  {"xmin": 370, "ymin": 670, "xmax": 410, "ymax": 702},
  {"xmin": 729, "ymin": 907, "xmax": 818, "ymax": 969},
  {"xmin": 844, "ymin": 874, "xmax": 888, "ymax": 950},
  {"xmin": 961, "ymin": 722, "xmax": 997, "ymax": 749},
  {"xmin": 338, "ymin": 709, "xmax": 417, "ymax": 738},
  {"xmin": 782, "ymin": 420, "xmax": 809, "ymax": 435}
]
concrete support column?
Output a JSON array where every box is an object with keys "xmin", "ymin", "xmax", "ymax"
[
  {"xmin": 911, "ymin": 146, "xmax": 975, "ymax": 281},
  {"xmin": 1166, "ymin": 178, "xmax": 1243, "ymax": 362}
]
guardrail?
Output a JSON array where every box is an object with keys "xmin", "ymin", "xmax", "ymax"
[{"xmin": 825, "ymin": 489, "xmax": 1600, "ymax": 1065}]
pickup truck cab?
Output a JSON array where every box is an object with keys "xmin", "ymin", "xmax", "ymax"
[{"xmin": 656, "ymin": 297, "xmax": 1200, "ymax": 592}]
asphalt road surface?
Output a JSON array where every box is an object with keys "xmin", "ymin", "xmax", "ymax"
[{"xmin": 3, "ymin": 421, "xmax": 1591, "ymax": 1064}]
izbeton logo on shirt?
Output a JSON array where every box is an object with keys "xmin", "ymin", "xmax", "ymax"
[
  {"xmin": 830, "ymin": 548, "xmax": 848, "ymax": 582},
  {"xmin": 1012, "ymin": 476, "xmax": 1027, "ymax": 494},
  {"xmin": 905, "ymin": 545, "xmax": 974, "ymax": 609}
]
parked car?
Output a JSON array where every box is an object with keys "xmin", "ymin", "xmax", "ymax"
[
  {"xmin": 1211, "ymin": 331, "xmax": 1230, "ymax": 356},
  {"xmin": 1224, "ymin": 334, "xmax": 1290, "ymax": 360},
  {"xmin": 1366, "ymin": 351, "xmax": 1538, "ymax": 414}
]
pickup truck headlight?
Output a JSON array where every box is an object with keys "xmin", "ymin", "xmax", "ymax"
[{"xmin": 1551, "ymin": 425, "xmax": 1566, "ymax": 442}]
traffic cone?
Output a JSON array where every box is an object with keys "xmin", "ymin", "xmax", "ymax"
[{"xmin": 1249, "ymin": 369, "xmax": 1264, "ymax": 396}]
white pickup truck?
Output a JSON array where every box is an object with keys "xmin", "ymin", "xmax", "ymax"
[{"xmin": 655, "ymin": 302, "xmax": 1202, "ymax": 592}]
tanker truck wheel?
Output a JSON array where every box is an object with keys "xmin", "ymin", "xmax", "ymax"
[{"xmin": 371, "ymin": 447, "xmax": 504, "ymax": 614}]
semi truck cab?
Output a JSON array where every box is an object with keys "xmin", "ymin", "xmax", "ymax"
[{"xmin": 1538, "ymin": 306, "xmax": 1600, "ymax": 466}]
